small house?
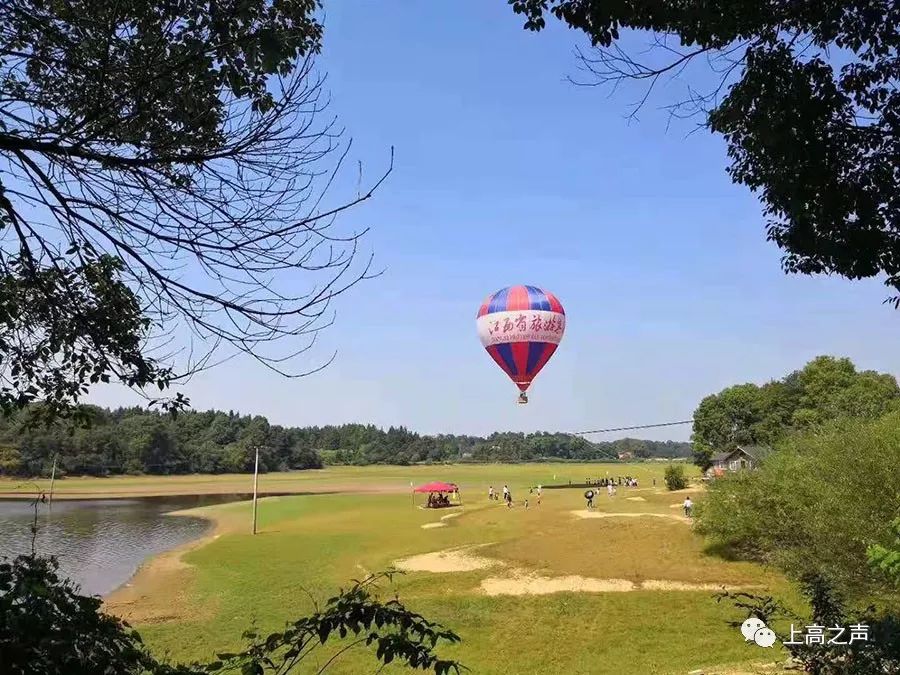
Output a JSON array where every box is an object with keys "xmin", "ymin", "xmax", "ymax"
[
  {"xmin": 706, "ymin": 446, "xmax": 770, "ymax": 478},
  {"xmin": 617, "ymin": 451, "xmax": 634, "ymax": 460}
]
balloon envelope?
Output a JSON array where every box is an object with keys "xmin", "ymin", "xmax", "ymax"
[{"xmin": 476, "ymin": 285, "xmax": 565, "ymax": 393}]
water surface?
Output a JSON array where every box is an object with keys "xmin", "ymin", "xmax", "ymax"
[{"xmin": 0, "ymin": 494, "xmax": 248, "ymax": 596}]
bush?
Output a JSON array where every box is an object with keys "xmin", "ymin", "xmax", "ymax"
[
  {"xmin": 664, "ymin": 464, "xmax": 687, "ymax": 490},
  {"xmin": 0, "ymin": 555, "xmax": 155, "ymax": 675},
  {"xmin": 717, "ymin": 577, "xmax": 900, "ymax": 675},
  {"xmin": 695, "ymin": 412, "xmax": 900, "ymax": 602},
  {"xmin": 0, "ymin": 554, "xmax": 463, "ymax": 675}
]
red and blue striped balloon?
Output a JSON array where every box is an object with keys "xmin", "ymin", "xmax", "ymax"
[{"xmin": 476, "ymin": 285, "xmax": 565, "ymax": 396}]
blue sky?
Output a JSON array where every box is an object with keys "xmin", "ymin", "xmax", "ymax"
[{"xmin": 90, "ymin": 1, "xmax": 900, "ymax": 441}]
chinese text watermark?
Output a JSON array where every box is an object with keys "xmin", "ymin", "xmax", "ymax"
[{"xmin": 740, "ymin": 617, "xmax": 870, "ymax": 648}]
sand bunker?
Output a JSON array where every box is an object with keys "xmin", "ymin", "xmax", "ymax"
[
  {"xmin": 480, "ymin": 573, "xmax": 747, "ymax": 596},
  {"xmin": 394, "ymin": 546, "xmax": 499, "ymax": 573},
  {"xmin": 482, "ymin": 573, "xmax": 634, "ymax": 596},
  {"xmin": 625, "ymin": 496, "xmax": 646, "ymax": 502},
  {"xmin": 571, "ymin": 511, "xmax": 689, "ymax": 522},
  {"xmin": 393, "ymin": 545, "xmax": 751, "ymax": 597}
]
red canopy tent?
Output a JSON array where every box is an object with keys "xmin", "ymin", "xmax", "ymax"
[
  {"xmin": 412, "ymin": 481, "xmax": 461, "ymax": 508},
  {"xmin": 413, "ymin": 481, "xmax": 457, "ymax": 493}
]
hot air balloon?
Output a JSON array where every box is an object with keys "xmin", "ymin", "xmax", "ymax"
[{"xmin": 476, "ymin": 285, "xmax": 565, "ymax": 404}]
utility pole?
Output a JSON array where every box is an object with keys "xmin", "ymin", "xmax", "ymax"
[
  {"xmin": 48, "ymin": 454, "xmax": 58, "ymax": 514},
  {"xmin": 251, "ymin": 446, "xmax": 260, "ymax": 535}
]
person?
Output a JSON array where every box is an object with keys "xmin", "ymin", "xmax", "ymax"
[
  {"xmin": 536, "ymin": 485, "xmax": 542, "ymax": 505},
  {"xmin": 607, "ymin": 483, "xmax": 614, "ymax": 497},
  {"xmin": 683, "ymin": 496, "xmax": 693, "ymax": 518},
  {"xmin": 653, "ymin": 478, "xmax": 656, "ymax": 487},
  {"xmin": 502, "ymin": 485, "xmax": 510, "ymax": 502},
  {"xmin": 585, "ymin": 489, "xmax": 594, "ymax": 510},
  {"xmin": 506, "ymin": 490, "xmax": 513, "ymax": 508},
  {"xmin": 489, "ymin": 486, "xmax": 495, "ymax": 501},
  {"xmin": 524, "ymin": 498, "xmax": 529, "ymax": 509}
]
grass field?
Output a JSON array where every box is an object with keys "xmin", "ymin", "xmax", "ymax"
[
  {"xmin": 0, "ymin": 463, "xmax": 676, "ymax": 499},
  {"xmin": 14, "ymin": 464, "xmax": 799, "ymax": 674}
]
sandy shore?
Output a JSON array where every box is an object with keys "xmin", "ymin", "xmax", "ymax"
[{"xmin": 102, "ymin": 503, "xmax": 239, "ymax": 623}]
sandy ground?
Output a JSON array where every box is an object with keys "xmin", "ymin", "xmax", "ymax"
[
  {"xmin": 480, "ymin": 573, "xmax": 756, "ymax": 597},
  {"xmin": 481, "ymin": 574, "xmax": 635, "ymax": 596},
  {"xmin": 394, "ymin": 545, "xmax": 499, "ymax": 573},
  {"xmin": 393, "ymin": 546, "xmax": 757, "ymax": 597},
  {"xmin": 571, "ymin": 510, "xmax": 690, "ymax": 523},
  {"xmin": 625, "ymin": 496, "xmax": 646, "ymax": 502},
  {"xmin": 103, "ymin": 507, "xmax": 238, "ymax": 623}
]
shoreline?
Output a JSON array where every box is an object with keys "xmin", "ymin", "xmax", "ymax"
[
  {"xmin": 0, "ymin": 483, "xmax": 409, "ymax": 501},
  {"xmin": 102, "ymin": 501, "xmax": 240, "ymax": 622}
]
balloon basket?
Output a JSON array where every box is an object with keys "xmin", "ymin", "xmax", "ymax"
[{"xmin": 517, "ymin": 393, "xmax": 528, "ymax": 405}]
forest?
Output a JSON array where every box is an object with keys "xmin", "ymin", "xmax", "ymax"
[{"xmin": 0, "ymin": 406, "xmax": 690, "ymax": 477}]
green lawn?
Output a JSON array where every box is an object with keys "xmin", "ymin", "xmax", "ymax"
[{"xmin": 93, "ymin": 463, "xmax": 797, "ymax": 674}]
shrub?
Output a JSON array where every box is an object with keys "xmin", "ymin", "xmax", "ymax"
[
  {"xmin": 717, "ymin": 577, "xmax": 900, "ymax": 675},
  {"xmin": 0, "ymin": 554, "xmax": 463, "ymax": 675},
  {"xmin": 695, "ymin": 412, "xmax": 900, "ymax": 602},
  {"xmin": 664, "ymin": 464, "xmax": 687, "ymax": 491}
]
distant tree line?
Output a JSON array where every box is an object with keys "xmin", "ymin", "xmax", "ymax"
[
  {"xmin": 691, "ymin": 356, "xmax": 900, "ymax": 469},
  {"xmin": 0, "ymin": 406, "xmax": 690, "ymax": 477}
]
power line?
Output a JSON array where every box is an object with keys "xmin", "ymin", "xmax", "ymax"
[{"xmin": 571, "ymin": 419, "xmax": 694, "ymax": 436}]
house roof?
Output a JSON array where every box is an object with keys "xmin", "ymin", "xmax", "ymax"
[
  {"xmin": 738, "ymin": 445, "xmax": 774, "ymax": 460},
  {"xmin": 711, "ymin": 446, "xmax": 774, "ymax": 463}
]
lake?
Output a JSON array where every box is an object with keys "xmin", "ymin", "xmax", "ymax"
[{"xmin": 0, "ymin": 495, "xmax": 249, "ymax": 596}]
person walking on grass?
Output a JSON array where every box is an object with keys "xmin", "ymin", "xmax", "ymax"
[
  {"xmin": 585, "ymin": 489, "xmax": 594, "ymax": 510},
  {"xmin": 489, "ymin": 486, "xmax": 495, "ymax": 501},
  {"xmin": 502, "ymin": 484, "xmax": 509, "ymax": 503},
  {"xmin": 536, "ymin": 485, "xmax": 542, "ymax": 506},
  {"xmin": 683, "ymin": 496, "xmax": 693, "ymax": 518}
]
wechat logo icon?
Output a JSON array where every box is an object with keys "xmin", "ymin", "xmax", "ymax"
[{"xmin": 740, "ymin": 617, "xmax": 777, "ymax": 648}]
